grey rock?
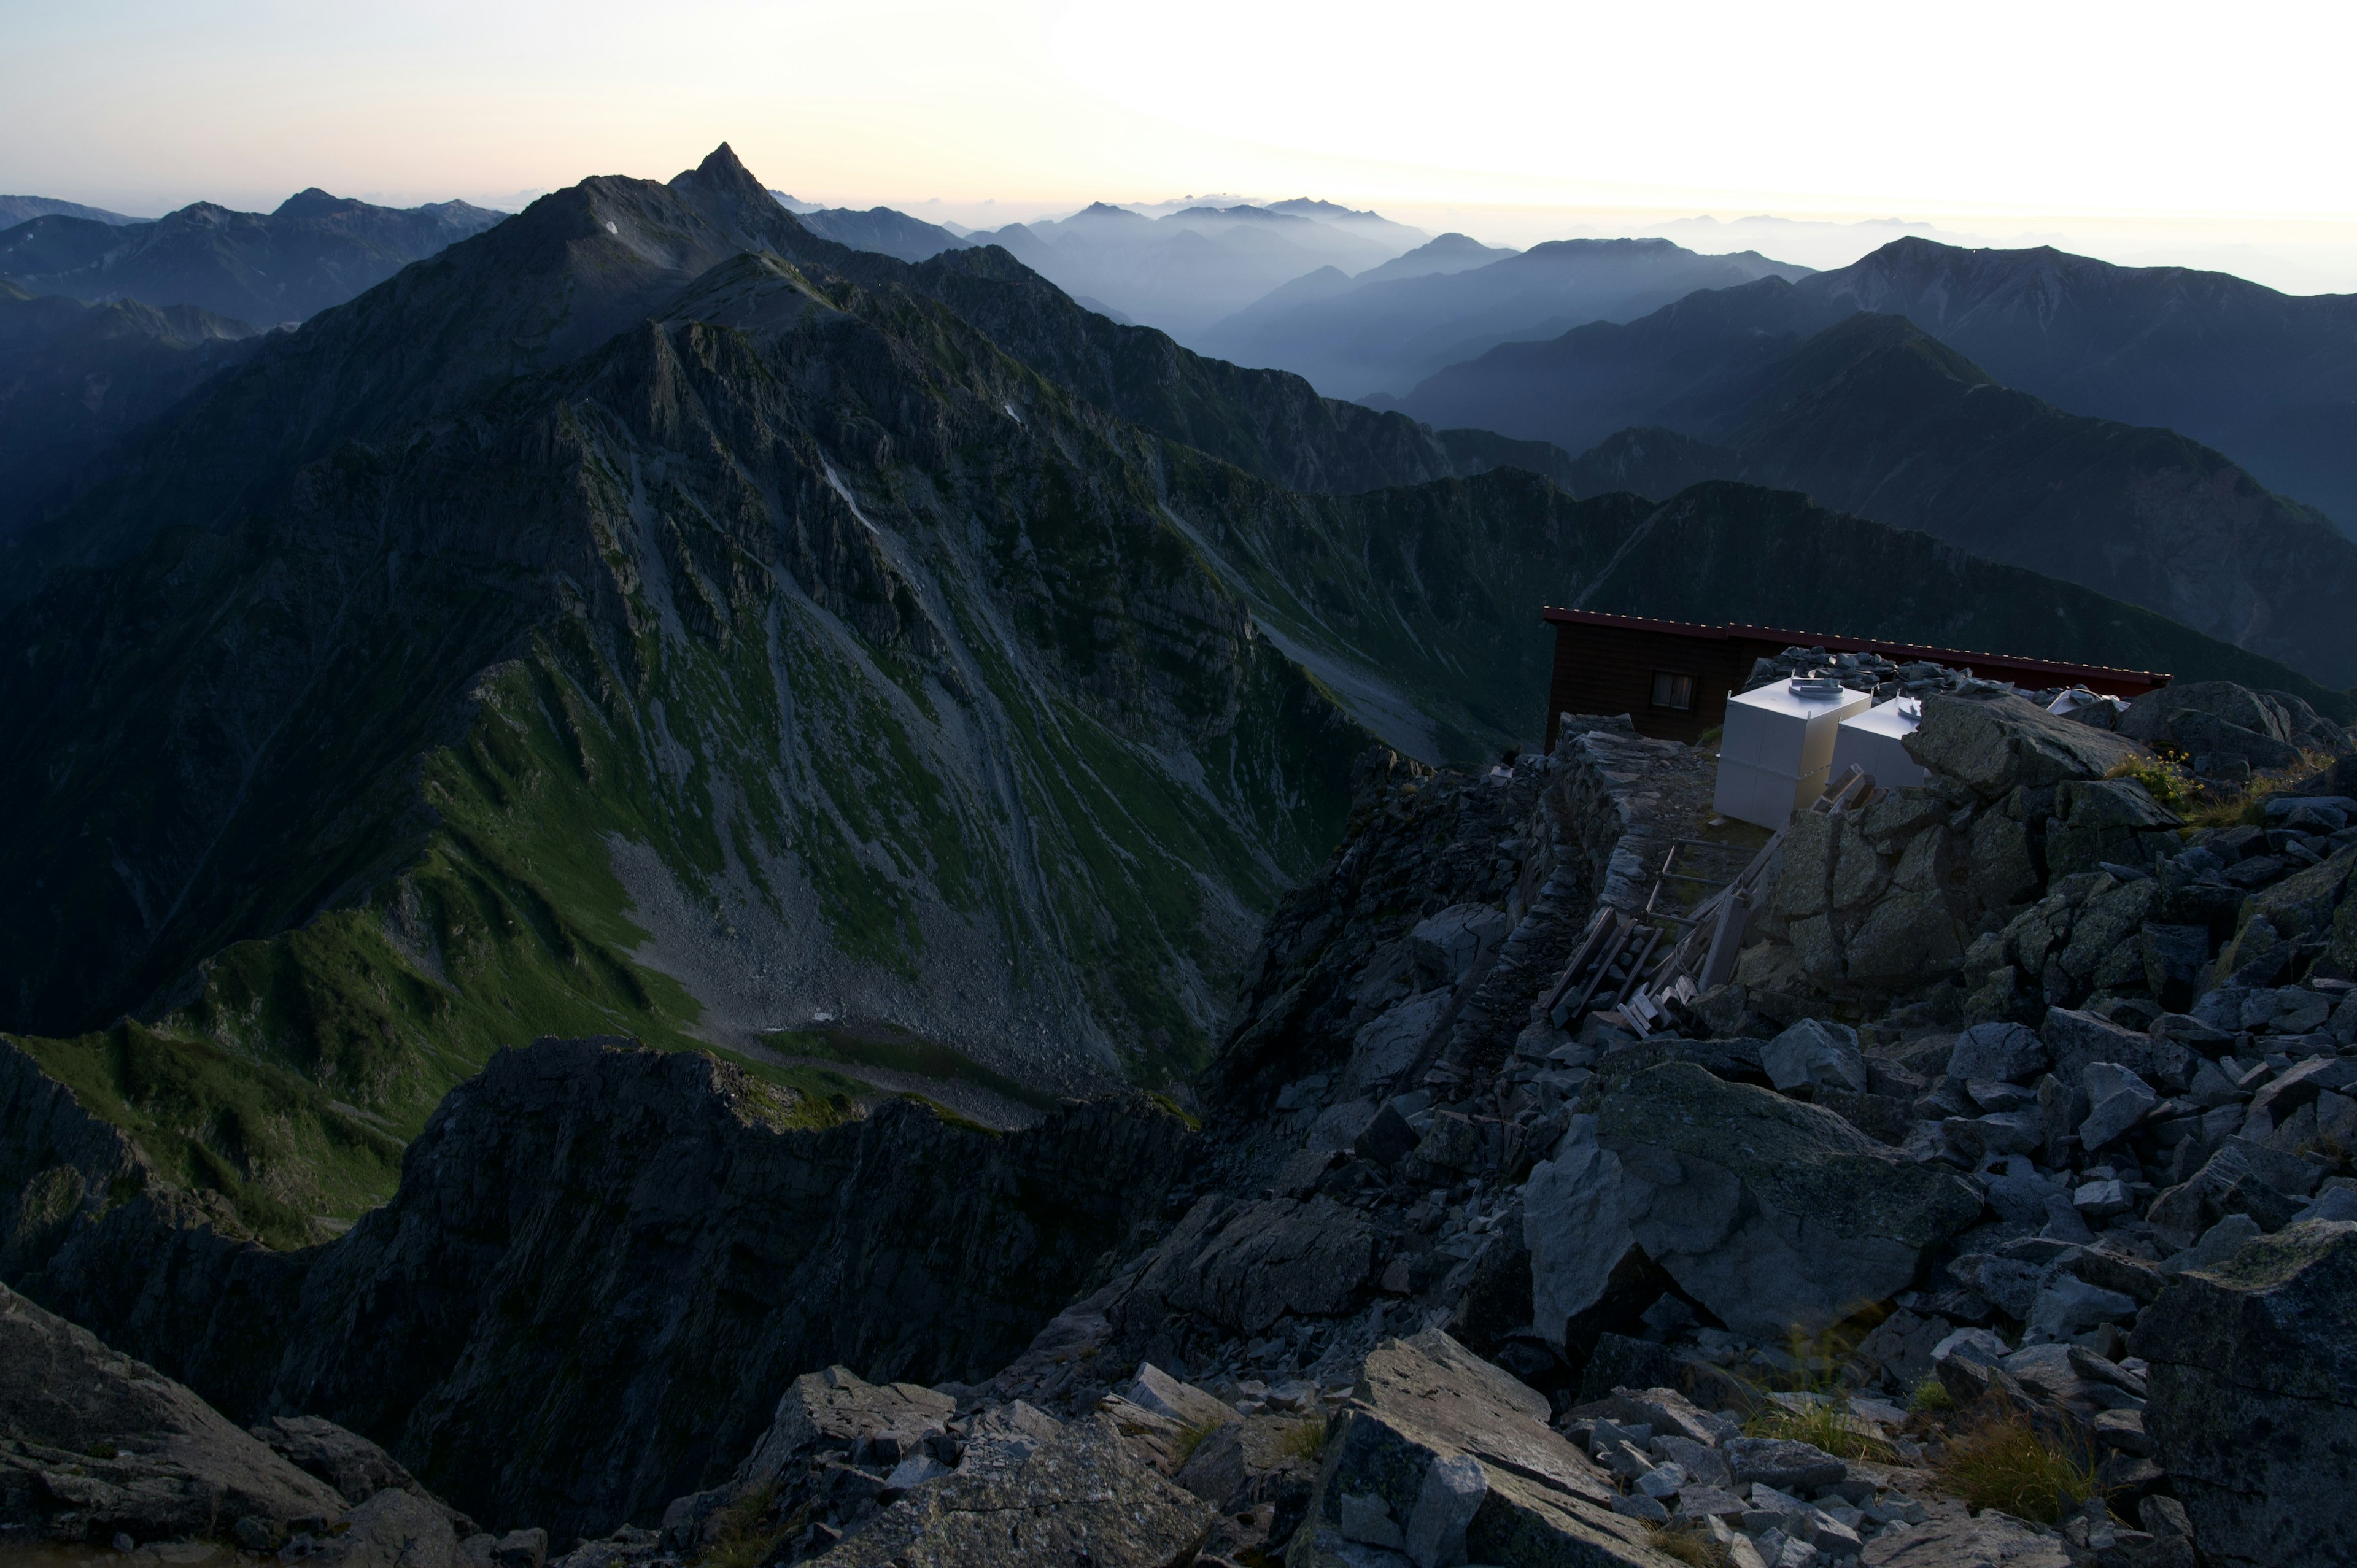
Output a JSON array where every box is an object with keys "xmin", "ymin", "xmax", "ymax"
[
  {"xmin": 1408, "ymin": 904, "xmax": 1512, "ymax": 986},
  {"xmin": 2077, "ymin": 1062, "xmax": 2159, "ymax": 1150},
  {"xmin": 2042, "ymin": 1008, "xmax": 2190, "ymax": 1092},
  {"xmin": 1402, "ymin": 1452, "xmax": 1485, "ymax": 1567},
  {"xmin": 2044, "ymin": 780, "xmax": 2181, "ymax": 878},
  {"xmin": 1355, "ymin": 1102, "xmax": 1421, "ymax": 1167},
  {"xmin": 1946, "ymin": 1024, "xmax": 2048, "ymax": 1085},
  {"xmin": 1930, "ymin": 1328, "xmax": 2010, "ymax": 1367},
  {"xmin": 1904, "ymin": 692, "xmax": 2145, "ymax": 800},
  {"xmin": 1522, "ymin": 1116, "xmax": 1637, "ymax": 1348},
  {"xmin": 1857, "ymin": 1500, "xmax": 2071, "ymax": 1567},
  {"xmin": 1121, "ymin": 1365, "xmax": 1234, "ymax": 1432},
  {"xmin": 1763, "ymin": 1020, "xmax": 1869, "ymax": 1094},
  {"xmin": 2134, "ymin": 1219, "xmax": 2357, "ymax": 1568},
  {"xmin": 738, "ymin": 1367, "xmax": 955, "ymax": 1489},
  {"xmin": 1598, "ymin": 1064, "xmax": 1983, "ymax": 1335},
  {"xmin": 1724, "ymin": 1438, "xmax": 1845, "ymax": 1494},
  {"xmin": 811, "ymin": 1410, "xmax": 1213, "ymax": 1567},
  {"xmin": 1349, "ymin": 992, "xmax": 1456, "ymax": 1091},
  {"xmin": 1603, "ymin": 1387, "xmax": 1729, "ymax": 1449},
  {"xmin": 1128, "ymin": 1192, "xmax": 1375, "ymax": 1335},
  {"xmin": 1298, "ymin": 1329, "xmax": 1660, "ymax": 1567},
  {"xmin": 248, "ymin": 1416, "xmax": 453, "ymax": 1523},
  {"xmin": 2026, "ymin": 1275, "xmax": 2137, "ymax": 1342},
  {"xmin": 1339, "ymin": 1489, "xmax": 1404, "ymax": 1547},
  {"xmin": 0, "ymin": 1281, "xmax": 347, "ymax": 1543},
  {"xmin": 1654, "ymin": 1435, "xmax": 1732, "ymax": 1489},
  {"xmin": 309, "ymin": 1490, "xmax": 466, "ymax": 1568}
]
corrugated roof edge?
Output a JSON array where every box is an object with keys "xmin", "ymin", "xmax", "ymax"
[{"xmin": 1538, "ymin": 606, "xmax": 2170, "ymax": 689}]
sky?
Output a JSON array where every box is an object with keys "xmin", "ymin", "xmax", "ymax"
[{"xmin": 5, "ymin": 0, "xmax": 2356, "ymax": 288}]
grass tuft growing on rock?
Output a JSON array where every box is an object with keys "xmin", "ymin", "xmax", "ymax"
[
  {"xmin": 691, "ymin": 1484, "xmax": 790, "ymax": 1568},
  {"xmin": 1171, "ymin": 1418, "xmax": 1225, "ymax": 1468},
  {"xmin": 1743, "ymin": 1395, "xmax": 1896, "ymax": 1462},
  {"xmin": 1933, "ymin": 1409, "xmax": 2103, "ymax": 1524},
  {"xmin": 1277, "ymin": 1413, "xmax": 1327, "ymax": 1461},
  {"xmin": 1908, "ymin": 1376, "xmax": 1957, "ymax": 1413}
]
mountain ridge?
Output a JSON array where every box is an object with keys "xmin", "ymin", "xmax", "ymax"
[{"xmin": 0, "ymin": 188, "xmax": 502, "ymax": 326}]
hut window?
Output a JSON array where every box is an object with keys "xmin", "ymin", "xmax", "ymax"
[{"xmin": 1650, "ymin": 671, "xmax": 1695, "ymax": 712}]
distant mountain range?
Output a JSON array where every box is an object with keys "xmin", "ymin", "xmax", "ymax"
[
  {"xmin": 790, "ymin": 204, "xmax": 972, "ymax": 263},
  {"xmin": 0, "ymin": 188, "xmax": 503, "ymax": 325},
  {"xmin": 1808, "ymin": 238, "xmax": 2357, "ymax": 532},
  {"xmin": 1200, "ymin": 238, "xmax": 1814, "ymax": 399},
  {"xmin": 0, "ymin": 195, "xmax": 144, "ymax": 226},
  {"xmin": 957, "ymin": 200, "xmax": 1425, "ymax": 338},
  {"xmin": 1395, "ymin": 255, "xmax": 2357, "ymax": 687},
  {"xmin": 1404, "ymin": 236, "xmax": 2357, "ymax": 535}
]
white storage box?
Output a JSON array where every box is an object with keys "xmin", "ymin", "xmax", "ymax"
[
  {"xmin": 1713, "ymin": 679, "xmax": 1871, "ymax": 828},
  {"xmin": 1832, "ymin": 698, "xmax": 1927, "ymax": 790}
]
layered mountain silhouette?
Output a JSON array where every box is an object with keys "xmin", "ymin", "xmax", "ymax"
[
  {"xmin": 0, "ymin": 194, "xmax": 144, "ymax": 227},
  {"xmin": 1404, "ymin": 236, "xmax": 2357, "ymax": 532},
  {"xmin": 963, "ymin": 201, "xmax": 1422, "ymax": 338},
  {"xmin": 0, "ymin": 188, "xmax": 502, "ymax": 325},
  {"xmin": 1199, "ymin": 238, "xmax": 1813, "ymax": 398},
  {"xmin": 790, "ymin": 203, "xmax": 972, "ymax": 263},
  {"xmin": 1403, "ymin": 277, "xmax": 2357, "ymax": 687},
  {"xmin": 2, "ymin": 147, "xmax": 2339, "ymax": 1242},
  {"xmin": 1809, "ymin": 238, "xmax": 2357, "ymax": 530}
]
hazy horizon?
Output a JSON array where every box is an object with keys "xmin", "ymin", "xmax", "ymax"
[{"xmin": 6, "ymin": 0, "xmax": 2355, "ymax": 292}]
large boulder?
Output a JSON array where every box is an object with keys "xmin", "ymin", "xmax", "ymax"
[
  {"xmin": 308, "ymin": 1489, "xmax": 466, "ymax": 1568},
  {"xmin": 2133, "ymin": 1219, "xmax": 2357, "ymax": 1567},
  {"xmin": 2120, "ymin": 682, "xmax": 2307, "ymax": 773},
  {"xmin": 1596, "ymin": 1064, "xmax": 1983, "ymax": 1335},
  {"xmin": 0, "ymin": 1281, "xmax": 348, "ymax": 1542},
  {"xmin": 1293, "ymin": 1329, "xmax": 1671, "ymax": 1567},
  {"xmin": 811, "ymin": 1410, "xmax": 1212, "ymax": 1567},
  {"xmin": 1123, "ymin": 1194, "xmax": 1375, "ymax": 1336},
  {"xmin": 737, "ymin": 1366, "xmax": 956, "ymax": 1490},
  {"xmin": 1523, "ymin": 1117, "xmax": 1638, "ymax": 1348},
  {"xmin": 249, "ymin": 1415, "xmax": 427, "ymax": 1509},
  {"xmin": 1904, "ymin": 692, "xmax": 2143, "ymax": 800},
  {"xmin": 2045, "ymin": 779, "xmax": 2181, "ymax": 877}
]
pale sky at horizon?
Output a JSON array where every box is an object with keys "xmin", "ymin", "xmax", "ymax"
[{"xmin": 6, "ymin": 0, "xmax": 2356, "ymax": 288}]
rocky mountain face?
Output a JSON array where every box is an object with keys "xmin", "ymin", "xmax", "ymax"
[
  {"xmin": 0, "ymin": 188, "xmax": 502, "ymax": 328},
  {"xmin": 0, "ymin": 282, "xmax": 263, "ymax": 541},
  {"xmin": 0, "ymin": 230, "xmax": 1380, "ymax": 1180},
  {"xmin": 1403, "ymin": 294, "xmax": 2357, "ymax": 690},
  {"xmin": 1, "ymin": 1037, "xmax": 1189, "ymax": 1539},
  {"xmin": 1201, "ymin": 238, "xmax": 1815, "ymax": 400},
  {"xmin": 12, "ymin": 678, "xmax": 2353, "ymax": 1566}
]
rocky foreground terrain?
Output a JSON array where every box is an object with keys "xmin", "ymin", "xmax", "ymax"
[{"xmin": 7, "ymin": 675, "xmax": 2356, "ymax": 1568}]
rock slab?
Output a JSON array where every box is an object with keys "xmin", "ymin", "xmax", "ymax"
[{"xmin": 2133, "ymin": 1218, "xmax": 2357, "ymax": 1568}]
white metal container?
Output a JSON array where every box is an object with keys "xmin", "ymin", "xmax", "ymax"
[
  {"xmin": 1833, "ymin": 698, "xmax": 1927, "ymax": 790},
  {"xmin": 1713, "ymin": 678, "xmax": 1872, "ymax": 828}
]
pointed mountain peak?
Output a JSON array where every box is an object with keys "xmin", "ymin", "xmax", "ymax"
[{"xmin": 674, "ymin": 142, "xmax": 769, "ymax": 206}]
